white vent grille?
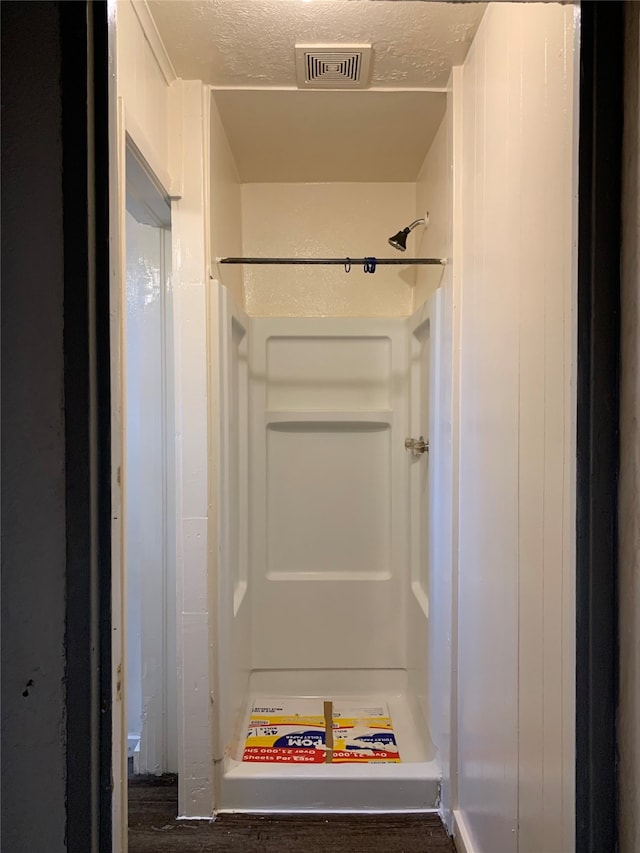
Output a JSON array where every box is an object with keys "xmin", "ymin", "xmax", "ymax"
[{"xmin": 295, "ymin": 44, "xmax": 372, "ymax": 89}]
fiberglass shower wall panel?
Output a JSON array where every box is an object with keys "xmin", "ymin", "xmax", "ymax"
[
  {"xmin": 214, "ymin": 283, "xmax": 251, "ymax": 760},
  {"xmin": 249, "ymin": 318, "xmax": 410, "ymax": 672},
  {"xmin": 406, "ymin": 291, "xmax": 443, "ymax": 741}
]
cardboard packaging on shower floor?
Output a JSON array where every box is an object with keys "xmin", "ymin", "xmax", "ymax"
[{"xmin": 242, "ymin": 697, "xmax": 401, "ymax": 764}]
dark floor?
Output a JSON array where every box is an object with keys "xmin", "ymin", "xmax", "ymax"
[{"xmin": 128, "ymin": 775, "xmax": 457, "ymax": 853}]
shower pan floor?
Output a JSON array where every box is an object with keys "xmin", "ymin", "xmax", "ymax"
[{"xmin": 219, "ymin": 670, "xmax": 440, "ymax": 813}]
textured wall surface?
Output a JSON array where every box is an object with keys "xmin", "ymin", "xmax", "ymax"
[
  {"xmin": 619, "ymin": 4, "xmax": 640, "ymax": 851},
  {"xmin": 456, "ymin": 5, "xmax": 576, "ymax": 853},
  {"xmin": 240, "ymin": 182, "xmax": 417, "ymax": 317}
]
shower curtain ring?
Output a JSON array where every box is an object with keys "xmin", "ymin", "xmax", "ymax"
[{"xmin": 344, "ymin": 258, "xmax": 351, "ymax": 273}]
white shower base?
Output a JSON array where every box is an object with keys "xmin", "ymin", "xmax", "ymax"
[{"xmin": 219, "ymin": 669, "xmax": 440, "ymax": 813}]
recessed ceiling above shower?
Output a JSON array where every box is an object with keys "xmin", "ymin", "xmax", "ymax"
[
  {"xmin": 212, "ymin": 89, "xmax": 446, "ymax": 182},
  {"xmin": 146, "ymin": 0, "xmax": 487, "ymax": 182}
]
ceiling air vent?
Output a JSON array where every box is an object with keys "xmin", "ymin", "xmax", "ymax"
[{"xmin": 295, "ymin": 44, "xmax": 372, "ymax": 89}]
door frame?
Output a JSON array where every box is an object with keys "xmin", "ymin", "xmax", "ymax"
[
  {"xmin": 48, "ymin": 1, "xmax": 624, "ymax": 850},
  {"xmin": 575, "ymin": 3, "xmax": 623, "ymax": 851}
]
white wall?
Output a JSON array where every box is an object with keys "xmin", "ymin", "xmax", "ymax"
[
  {"xmin": 454, "ymin": 5, "xmax": 576, "ymax": 853},
  {"xmin": 240, "ymin": 182, "xmax": 416, "ymax": 317},
  {"xmin": 210, "ymin": 96, "xmax": 244, "ymax": 309},
  {"xmin": 116, "ymin": 0, "xmax": 175, "ymax": 194},
  {"xmin": 114, "ymin": 2, "xmax": 180, "ymax": 838},
  {"xmin": 414, "ymin": 117, "xmax": 449, "ymax": 311},
  {"xmin": 426, "ymin": 77, "xmax": 458, "ymax": 828},
  {"xmin": 619, "ymin": 4, "xmax": 640, "ymax": 851},
  {"xmin": 411, "ymin": 115, "xmax": 454, "ymax": 795},
  {"xmin": 170, "ymin": 80, "xmax": 214, "ymax": 817},
  {"xmin": 116, "ymin": 0, "xmax": 214, "ymax": 819}
]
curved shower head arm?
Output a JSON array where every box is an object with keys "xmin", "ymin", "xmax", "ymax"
[{"xmin": 407, "ymin": 213, "xmax": 429, "ymax": 232}]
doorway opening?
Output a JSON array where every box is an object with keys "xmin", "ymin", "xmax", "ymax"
[
  {"xmin": 124, "ymin": 144, "xmax": 178, "ymax": 782},
  {"xmin": 104, "ymin": 1, "xmax": 620, "ymax": 852}
]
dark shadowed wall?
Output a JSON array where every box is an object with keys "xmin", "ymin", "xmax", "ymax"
[
  {"xmin": 1, "ymin": 4, "xmax": 67, "ymax": 850},
  {"xmin": 2, "ymin": 3, "xmax": 110, "ymax": 851}
]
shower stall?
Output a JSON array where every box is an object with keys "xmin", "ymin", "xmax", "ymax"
[{"xmin": 212, "ymin": 279, "xmax": 447, "ymax": 811}]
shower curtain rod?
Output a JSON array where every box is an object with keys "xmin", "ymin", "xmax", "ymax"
[{"xmin": 217, "ymin": 257, "xmax": 447, "ymax": 265}]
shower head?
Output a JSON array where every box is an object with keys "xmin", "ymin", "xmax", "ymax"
[
  {"xmin": 388, "ymin": 214, "xmax": 429, "ymax": 252},
  {"xmin": 388, "ymin": 227, "xmax": 411, "ymax": 252}
]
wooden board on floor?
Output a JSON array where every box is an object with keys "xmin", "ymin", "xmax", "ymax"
[{"xmin": 128, "ymin": 776, "xmax": 456, "ymax": 852}]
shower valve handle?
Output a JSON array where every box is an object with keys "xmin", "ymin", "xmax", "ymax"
[{"xmin": 405, "ymin": 436, "xmax": 429, "ymax": 456}]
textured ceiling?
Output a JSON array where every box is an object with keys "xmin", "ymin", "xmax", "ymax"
[
  {"xmin": 148, "ymin": 0, "xmax": 486, "ymax": 89},
  {"xmin": 146, "ymin": 0, "xmax": 487, "ymax": 181}
]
